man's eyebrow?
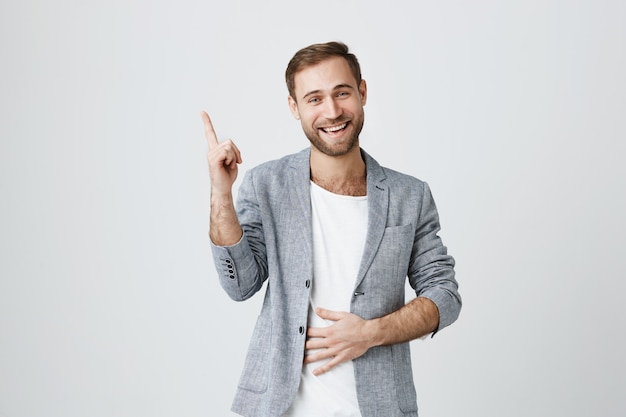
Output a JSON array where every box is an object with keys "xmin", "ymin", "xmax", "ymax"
[
  {"xmin": 301, "ymin": 89, "xmax": 321, "ymax": 101},
  {"xmin": 333, "ymin": 83, "xmax": 355, "ymax": 91},
  {"xmin": 301, "ymin": 84, "xmax": 355, "ymax": 101}
]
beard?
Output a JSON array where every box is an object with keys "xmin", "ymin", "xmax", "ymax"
[{"xmin": 302, "ymin": 110, "xmax": 365, "ymax": 157}]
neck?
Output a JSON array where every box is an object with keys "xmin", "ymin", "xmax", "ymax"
[{"xmin": 309, "ymin": 146, "xmax": 367, "ymax": 196}]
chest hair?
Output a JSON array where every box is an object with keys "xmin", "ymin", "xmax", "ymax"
[{"xmin": 311, "ymin": 175, "xmax": 367, "ymax": 197}]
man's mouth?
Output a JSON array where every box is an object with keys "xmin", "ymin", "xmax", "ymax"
[{"xmin": 320, "ymin": 122, "xmax": 348, "ymax": 133}]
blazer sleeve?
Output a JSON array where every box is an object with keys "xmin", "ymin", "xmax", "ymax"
[
  {"xmin": 210, "ymin": 169, "xmax": 269, "ymax": 301},
  {"xmin": 407, "ymin": 181, "xmax": 462, "ymax": 333}
]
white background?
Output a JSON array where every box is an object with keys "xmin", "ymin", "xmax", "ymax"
[{"xmin": 1, "ymin": 1, "xmax": 625, "ymax": 416}]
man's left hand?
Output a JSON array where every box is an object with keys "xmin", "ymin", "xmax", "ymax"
[{"xmin": 304, "ymin": 307, "xmax": 374, "ymax": 376}]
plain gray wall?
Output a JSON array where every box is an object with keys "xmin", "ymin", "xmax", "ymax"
[{"xmin": 1, "ymin": 0, "xmax": 625, "ymax": 416}]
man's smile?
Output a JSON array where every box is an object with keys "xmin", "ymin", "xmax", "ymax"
[{"xmin": 320, "ymin": 122, "xmax": 348, "ymax": 134}]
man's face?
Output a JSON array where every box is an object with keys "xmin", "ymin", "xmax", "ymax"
[{"xmin": 288, "ymin": 56, "xmax": 367, "ymax": 157}]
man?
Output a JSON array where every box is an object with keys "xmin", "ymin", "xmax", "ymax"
[{"xmin": 202, "ymin": 41, "xmax": 461, "ymax": 417}]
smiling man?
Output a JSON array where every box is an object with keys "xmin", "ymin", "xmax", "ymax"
[{"xmin": 202, "ymin": 41, "xmax": 461, "ymax": 417}]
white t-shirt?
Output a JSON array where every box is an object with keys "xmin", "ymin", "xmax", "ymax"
[{"xmin": 283, "ymin": 182, "xmax": 368, "ymax": 417}]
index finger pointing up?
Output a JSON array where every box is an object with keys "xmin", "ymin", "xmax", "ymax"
[{"xmin": 201, "ymin": 111, "xmax": 219, "ymax": 149}]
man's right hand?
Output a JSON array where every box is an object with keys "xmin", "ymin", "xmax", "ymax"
[{"xmin": 201, "ymin": 111, "xmax": 242, "ymax": 196}]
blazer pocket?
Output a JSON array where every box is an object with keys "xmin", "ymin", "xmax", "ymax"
[
  {"xmin": 360, "ymin": 225, "xmax": 415, "ymax": 317},
  {"xmin": 237, "ymin": 314, "xmax": 272, "ymax": 393},
  {"xmin": 376, "ymin": 224, "xmax": 414, "ymax": 280}
]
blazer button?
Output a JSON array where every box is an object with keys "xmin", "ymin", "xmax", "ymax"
[
  {"xmin": 305, "ymin": 279, "xmax": 311, "ymax": 288},
  {"xmin": 298, "ymin": 326, "xmax": 305, "ymax": 335}
]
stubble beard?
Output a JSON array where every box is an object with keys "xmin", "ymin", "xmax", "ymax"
[{"xmin": 303, "ymin": 111, "xmax": 365, "ymax": 157}]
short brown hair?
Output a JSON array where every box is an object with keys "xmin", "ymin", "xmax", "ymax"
[{"xmin": 285, "ymin": 41, "xmax": 362, "ymax": 100}]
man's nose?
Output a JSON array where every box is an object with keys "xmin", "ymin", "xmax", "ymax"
[{"xmin": 323, "ymin": 98, "xmax": 342, "ymax": 119}]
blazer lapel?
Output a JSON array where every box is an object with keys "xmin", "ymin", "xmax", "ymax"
[
  {"xmin": 287, "ymin": 148, "xmax": 314, "ymax": 260},
  {"xmin": 354, "ymin": 150, "xmax": 389, "ymax": 290}
]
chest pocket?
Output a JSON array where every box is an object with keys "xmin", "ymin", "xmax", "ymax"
[
  {"xmin": 359, "ymin": 224, "xmax": 414, "ymax": 316},
  {"xmin": 376, "ymin": 224, "xmax": 414, "ymax": 275}
]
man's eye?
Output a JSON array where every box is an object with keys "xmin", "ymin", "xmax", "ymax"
[{"xmin": 309, "ymin": 97, "xmax": 320, "ymax": 103}]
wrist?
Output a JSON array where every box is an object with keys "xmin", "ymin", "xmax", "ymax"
[
  {"xmin": 210, "ymin": 187, "xmax": 234, "ymax": 202},
  {"xmin": 364, "ymin": 317, "xmax": 385, "ymax": 348}
]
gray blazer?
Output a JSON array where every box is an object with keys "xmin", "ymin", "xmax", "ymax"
[{"xmin": 211, "ymin": 148, "xmax": 461, "ymax": 417}]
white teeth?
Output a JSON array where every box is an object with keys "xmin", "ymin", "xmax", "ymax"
[{"xmin": 323, "ymin": 123, "xmax": 347, "ymax": 133}]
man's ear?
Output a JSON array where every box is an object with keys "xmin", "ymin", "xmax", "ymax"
[
  {"xmin": 288, "ymin": 95, "xmax": 300, "ymax": 120},
  {"xmin": 359, "ymin": 79, "xmax": 368, "ymax": 106}
]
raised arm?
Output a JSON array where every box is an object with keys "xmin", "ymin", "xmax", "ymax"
[{"xmin": 201, "ymin": 111, "xmax": 243, "ymax": 246}]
